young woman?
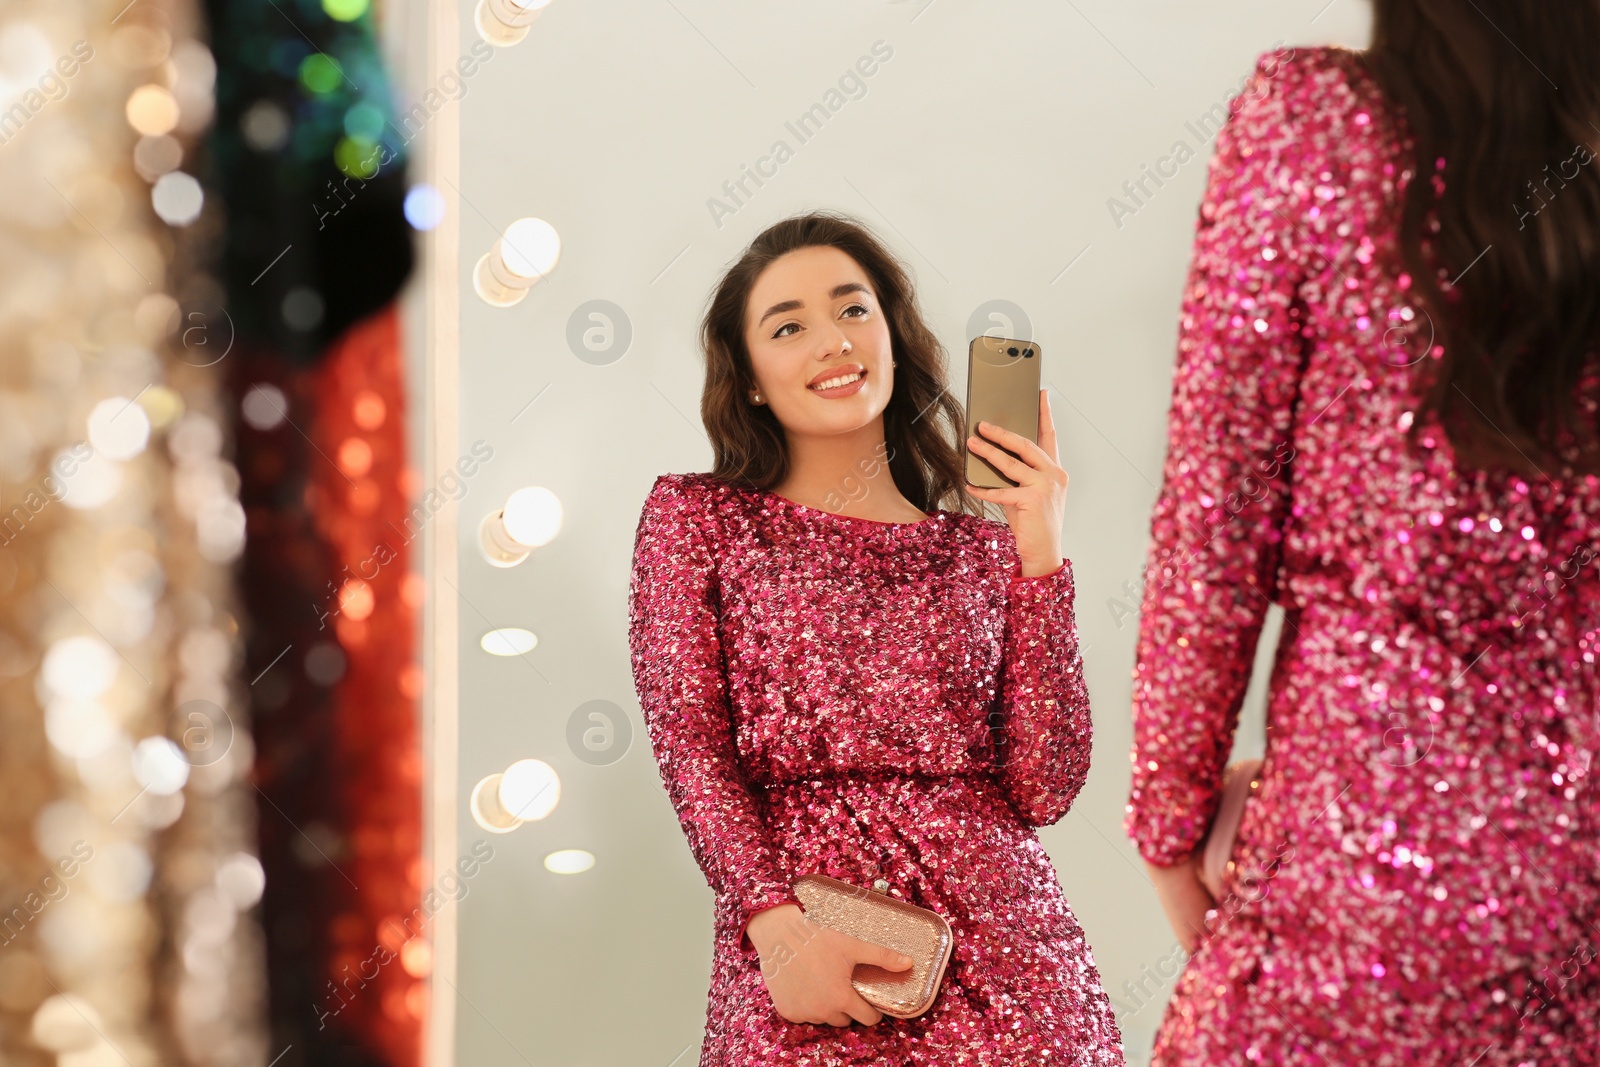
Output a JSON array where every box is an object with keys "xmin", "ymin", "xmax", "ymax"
[
  {"xmin": 628, "ymin": 213, "xmax": 1125, "ymax": 1064},
  {"xmin": 1126, "ymin": 8, "xmax": 1600, "ymax": 1065}
]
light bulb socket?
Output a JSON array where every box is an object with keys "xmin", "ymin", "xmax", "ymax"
[
  {"xmin": 478, "ymin": 510, "xmax": 531, "ymax": 567},
  {"xmin": 470, "ymin": 773, "xmax": 524, "ymax": 833},
  {"xmin": 475, "ymin": 0, "xmax": 546, "ymax": 46},
  {"xmin": 473, "ymin": 250, "xmax": 528, "ymax": 308}
]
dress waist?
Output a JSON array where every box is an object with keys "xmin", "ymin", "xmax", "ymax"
[{"xmin": 757, "ymin": 768, "xmax": 983, "ymax": 790}]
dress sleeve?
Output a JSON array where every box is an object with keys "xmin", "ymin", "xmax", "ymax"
[
  {"xmin": 1124, "ymin": 49, "xmax": 1314, "ymax": 867},
  {"xmin": 990, "ymin": 548, "xmax": 1094, "ymax": 829},
  {"xmin": 627, "ymin": 475, "xmax": 799, "ymax": 958}
]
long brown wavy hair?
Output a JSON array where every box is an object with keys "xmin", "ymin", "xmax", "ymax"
[
  {"xmin": 699, "ymin": 212, "xmax": 985, "ymax": 516},
  {"xmin": 1364, "ymin": 0, "xmax": 1600, "ymax": 476}
]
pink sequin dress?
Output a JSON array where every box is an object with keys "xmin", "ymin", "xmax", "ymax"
[
  {"xmin": 629, "ymin": 472, "xmax": 1126, "ymax": 1066},
  {"xmin": 1125, "ymin": 45, "xmax": 1600, "ymax": 1065}
]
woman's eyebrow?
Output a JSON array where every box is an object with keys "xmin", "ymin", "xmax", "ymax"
[{"xmin": 756, "ymin": 282, "xmax": 871, "ymax": 327}]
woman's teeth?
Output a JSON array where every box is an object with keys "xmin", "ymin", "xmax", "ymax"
[{"xmin": 810, "ymin": 371, "xmax": 863, "ymax": 390}]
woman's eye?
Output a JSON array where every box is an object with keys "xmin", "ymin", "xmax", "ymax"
[{"xmin": 771, "ymin": 302, "xmax": 870, "ymax": 335}]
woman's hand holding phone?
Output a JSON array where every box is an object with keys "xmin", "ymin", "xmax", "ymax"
[{"xmin": 966, "ymin": 389, "xmax": 1068, "ymax": 578}]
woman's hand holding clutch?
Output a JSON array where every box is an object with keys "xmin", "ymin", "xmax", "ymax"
[
  {"xmin": 1144, "ymin": 852, "xmax": 1216, "ymax": 955},
  {"xmin": 746, "ymin": 903, "xmax": 915, "ymax": 1028}
]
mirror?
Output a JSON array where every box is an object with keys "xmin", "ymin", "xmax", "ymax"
[{"xmin": 408, "ymin": 4, "xmax": 1370, "ymax": 1064}]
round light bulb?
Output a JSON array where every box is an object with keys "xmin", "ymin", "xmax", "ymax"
[
  {"xmin": 498, "ymin": 758, "xmax": 559, "ymax": 821},
  {"xmin": 501, "ymin": 486, "xmax": 562, "ymax": 548},
  {"xmin": 501, "ymin": 217, "xmax": 560, "ymax": 279}
]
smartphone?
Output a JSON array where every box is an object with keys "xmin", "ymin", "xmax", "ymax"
[{"xmin": 963, "ymin": 336, "xmax": 1042, "ymax": 489}]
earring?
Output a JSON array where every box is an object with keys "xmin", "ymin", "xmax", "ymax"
[
  {"xmin": 892, "ymin": 360, "xmax": 898, "ymax": 367},
  {"xmin": 751, "ymin": 391, "xmax": 763, "ymax": 404}
]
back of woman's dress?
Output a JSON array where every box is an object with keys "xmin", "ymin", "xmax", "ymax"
[
  {"xmin": 1125, "ymin": 45, "xmax": 1600, "ymax": 1066},
  {"xmin": 629, "ymin": 473, "xmax": 1126, "ymax": 1066}
]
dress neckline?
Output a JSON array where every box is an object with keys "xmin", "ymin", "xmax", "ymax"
[{"xmin": 753, "ymin": 487, "xmax": 947, "ymax": 528}]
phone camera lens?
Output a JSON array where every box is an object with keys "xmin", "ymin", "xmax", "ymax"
[
  {"xmin": 1024, "ymin": 349, "xmax": 1034, "ymax": 358},
  {"xmin": 1007, "ymin": 346, "xmax": 1019, "ymax": 356}
]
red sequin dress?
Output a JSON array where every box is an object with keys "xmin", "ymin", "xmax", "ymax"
[
  {"xmin": 1125, "ymin": 46, "xmax": 1600, "ymax": 1065},
  {"xmin": 628, "ymin": 472, "xmax": 1126, "ymax": 1066}
]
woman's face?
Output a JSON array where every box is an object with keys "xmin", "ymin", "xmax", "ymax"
[{"xmin": 742, "ymin": 245, "xmax": 895, "ymax": 439}]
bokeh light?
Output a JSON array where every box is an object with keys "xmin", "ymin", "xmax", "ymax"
[
  {"xmin": 126, "ymin": 84, "xmax": 180, "ymax": 136},
  {"xmin": 343, "ymin": 101, "xmax": 385, "ymax": 140},
  {"xmin": 334, "ymin": 136, "xmax": 381, "ymax": 178},
  {"xmin": 241, "ymin": 383, "xmax": 289, "ymax": 430},
  {"xmin": 132, "ymin": 736, "xmax": 192, "ymax": 795},
  {"xmin": 57, "ymin": 448, "xmax": 123, "ymax": 510},
  {"xmin": 323, "ymin": 0, "xmax": 371, "ymax": 20},
  {"xmin": 298, "ymin": 53, "xmax": 343, "ymax": 94},
  {"xmin": 87, "ymin": 397, "xmax": 152, "ymax": 460},
  {"xmin": 240, "ymin": 100, "xmax": 290, "ymax": 151},
  {"xmin": 403, "ymin": 184, "xmax": 444, "ymax": 230},
  {"xmin": 152, "ymin": 172, "xmax": 204, "ymax": 226},
  {"xmin": 42, "ymin": 636, "xmax": 118, "ymax": 699},
  {"xmin": 133, "ymin": 135, "xmax": 183, "ymax": 181}
]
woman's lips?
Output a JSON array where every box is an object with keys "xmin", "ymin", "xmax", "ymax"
[{"xmin": 807, "ymin": 366, "xmax": 867, "ymax": 398}]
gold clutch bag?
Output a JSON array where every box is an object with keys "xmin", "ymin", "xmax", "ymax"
[{"xmin": 791, "ymin": 873, "xmax": 954, "ymax": 1020}]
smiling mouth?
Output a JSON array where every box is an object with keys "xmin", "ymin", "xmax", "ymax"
[{"xmin": 809, "ymin": 369, "xmax": 865, "ymax": 391}]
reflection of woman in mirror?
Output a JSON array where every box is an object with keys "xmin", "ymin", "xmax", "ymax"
[
  {"xmin": 627, "ymin": 212, "xmax": 1125, "ymax": 1064},
  {"xmin": 1126, "ymin": 7, "xmax": 1600, "ymax": 1064}
]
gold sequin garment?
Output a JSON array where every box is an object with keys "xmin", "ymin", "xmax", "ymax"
[
  {"xmin": 629, "ymin": 472, "xmax": 1125, "ymax": 1066},
  {"xmin": 1125, "ymin": 47, "xmax": 1600, "ymax": 1065}
]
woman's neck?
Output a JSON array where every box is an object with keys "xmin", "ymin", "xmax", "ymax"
[{"xmin": 772, "ymin": 421, "xmax": 927, "ymax": 522}]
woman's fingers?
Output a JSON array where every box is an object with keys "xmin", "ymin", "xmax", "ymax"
[
  {"xmin": 1036, "ymin": 389, "xmax": 1060, "ymax": 463},
  {"xmin": 967, "ymin": 431, "xmax": 1033, "ymax": 484},
  {"xmin": 975, "ymin": 413, "xmax": 1056, "ymax": 475},
  {"xmin": 857, "ymin": 942, "xmax": 914, "ymax": 972},
  {"xmin": 842, "ymin": 992, "xmax": 883, "ymax": 1027},
  {"xmin": 965, "ymin": 483, "xmax": 1024, "ymax": 507},
  {"xmin": 1144, "ymin": 856, "xmax": 1214, "ymax": 955}
]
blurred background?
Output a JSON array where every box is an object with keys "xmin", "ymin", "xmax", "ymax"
[{"xmin": 0, "ymin": 2, "xmax": 1370, "ymax": 1065}]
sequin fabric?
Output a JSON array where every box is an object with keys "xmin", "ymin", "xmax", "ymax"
[
  {"xmin": 1124, "ymin": 46, "xmax": 1600, "ymax": 1065},
  {"xmin": 629, "ymin": 472, "xmax": 1126, "ymax": 1066}
]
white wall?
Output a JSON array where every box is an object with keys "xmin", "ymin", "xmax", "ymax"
[{"xmin": 424, "ymin": 2, "xmax": 1371, "ymax": 1064}]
